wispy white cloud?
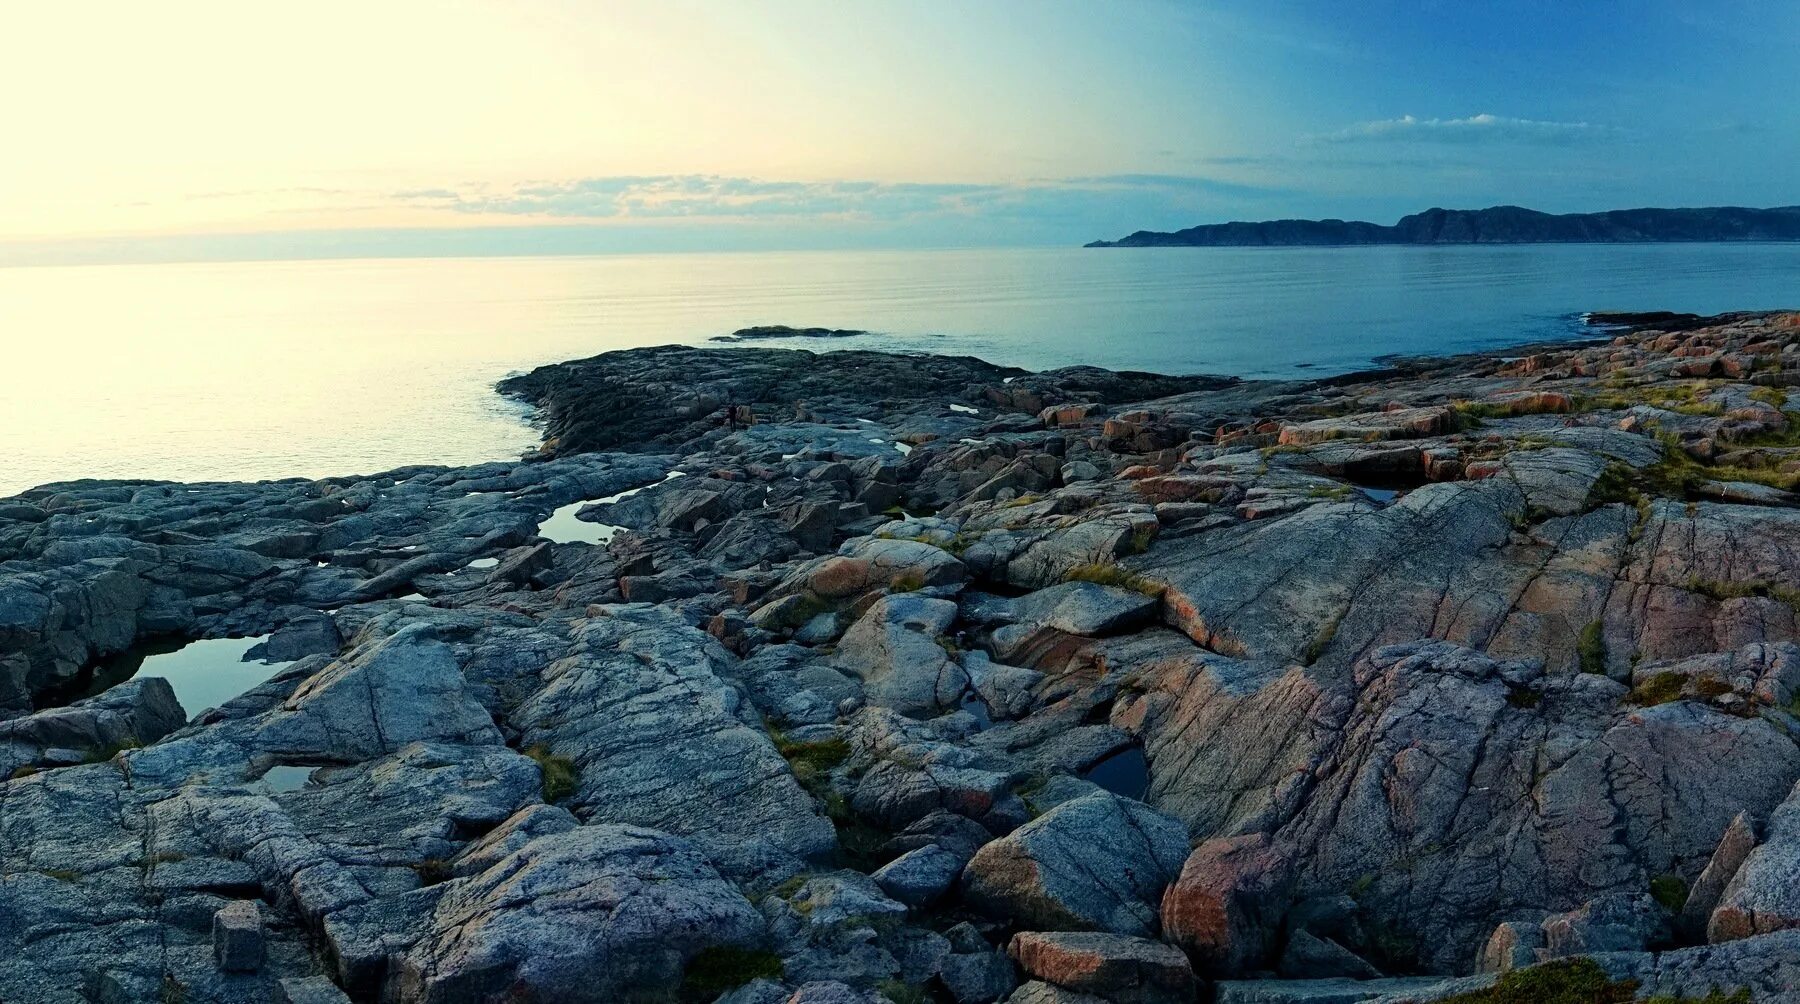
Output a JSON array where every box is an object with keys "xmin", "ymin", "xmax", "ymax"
[
  {"xmin": 1310, "ymin": 113, "xmax": 1619, "ymax": 146},
  {"xmin": 391, "ymin": 173, "xmax": 1293, "ymax": 222}
]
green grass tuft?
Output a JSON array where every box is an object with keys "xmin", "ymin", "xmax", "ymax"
[
  {"xmin": 1686, "ymin": 576, "xmax": 1800, "ymax": 612},
  {"xmin": 1650, "ymin": 873, "xmax": 1689, "ymax": 912},
  {"xmin": 1748, "ymin": 385, "xmax": 1788, "ymax": 408},
  {"xmin": 1063, "ymin": 562, "xmax": 1163, "ymax": 597},
  {"xmin": 1577, "ymin": 620, "xmax": 1608, "ymax": 675},
  {"xmin": 1431, "ymin": 956, "xmax": 1750, "ymax": 1004},
  {"xmin": 1302, "ymin": 609, "xmax": 1344, "ymax": 666},
  {"xmin": 1585, "ymin": 462, "xmax": 1644, "ymax": 509},
  {"xmin": 413, "ymin": 858, "xmax": 455, "ymax": 886},
  {"xmin": 1436, "ymin": 958, "xmax": 1624, "ymax": 1003},
  {"xmin": 877, "ymin": 980, "xmax": 931, "ymax": 1004},
  {"xmin": 82, "ymin": 736, "xmax": 142, "ymax": 764},
  {"xmin": 680, "ymin": 946, "xmax": 783, "ymax": 1000},
  {"xmin": 524, "ymin": 745, "xmax": 578, "ymax": 803},
  {"xmin": 769, "ymin": 730, "xmax": 850, "ymax": 800},
  {"xmin": 1628, "ymin": 671, "xmax": 1688, "ymax": 707},
  {"xmin": 1575, "ymin": 381, "xmax": 1725, "ymax": 417},
  {"xmin": 1505, "ymin": 685, "xmax": 1542, "ymax": 710}
]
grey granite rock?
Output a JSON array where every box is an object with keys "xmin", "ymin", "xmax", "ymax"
[
  {"xmin": 385, "ymin": 824, "xmax": 766, "ymax": 1003},
  {"xmin": 834, "ymin": 594, "xmax": 970, "ymax": 718},
  {"xmin": 212, "ymin": 899, "xmax": 265, "ymax": 973},
  {"xmin": 513, "ymin": 605, "xmax": 836, "ymax": 878},
  {"xmin": 962, "ymin": 792, "xmax": 1190, "ymax": 936}
]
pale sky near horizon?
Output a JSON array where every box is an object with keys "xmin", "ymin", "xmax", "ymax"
[{"xmin": 4, "ymin": 0, "xmax": 1796, "ymax": 263}]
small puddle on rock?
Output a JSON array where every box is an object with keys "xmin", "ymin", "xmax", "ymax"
[
  {"xmin": 1081, "ymin": 746, "xmax": 1149, "ymax": 800},
  {"xmin": 1344, "ymin": 469, "xmax": 1430, "ymax": 506},
  {"xmin": 258, "ymin": 765, "xmax": 320, "ymax": 793},
  {"xmin": 959, "ymin": 692, "xmax": 994, "ymax": 730},
  {"xmin": 536, "ymin": 471, "xmax": 686, "ymax": 545},
  {"xmin": 69, "ymin": 636, "xmax": 294, "ymax": 720}
]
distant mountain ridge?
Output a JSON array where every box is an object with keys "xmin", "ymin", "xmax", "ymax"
[{"xmin": 1086, "ymin": 204, "xmax": 1800, "ymax": 247}]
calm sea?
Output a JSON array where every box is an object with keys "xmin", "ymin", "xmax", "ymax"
[{"xmin": 4, "ymin": 244, "xmax": 1797, "ymax": 496}]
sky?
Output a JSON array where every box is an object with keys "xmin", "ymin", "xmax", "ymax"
[{"xmin": 3, "ymin": 0, "xmax": 1795, "ymax": 264}]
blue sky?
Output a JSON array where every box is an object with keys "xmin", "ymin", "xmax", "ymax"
[{"xmin": 3, "ymin": 0, "xmax": 1794, "ymax": 264}]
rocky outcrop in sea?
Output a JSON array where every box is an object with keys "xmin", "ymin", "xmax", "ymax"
[{"xmin": 6, "ymin": 311, "xmax": 1800, "ymax": 1002}]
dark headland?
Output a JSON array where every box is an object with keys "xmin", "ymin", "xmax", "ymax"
[
  {"xmin": 1086, "ymin": 204, "xmax": 1800, "ymax": 247},
  {"xmin": 12, "ymin": 310, "xmax": 1800, "ymax": 1001}
]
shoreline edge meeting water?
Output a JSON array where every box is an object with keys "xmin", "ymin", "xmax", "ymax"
[{"xmin": 7, "ymin": 242, "xmax": 1800, "ymax": 497}]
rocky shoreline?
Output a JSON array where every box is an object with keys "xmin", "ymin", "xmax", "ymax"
[{"xmin": 6, "ymin": 310, "xmax": 1800, "ymax": 1002}]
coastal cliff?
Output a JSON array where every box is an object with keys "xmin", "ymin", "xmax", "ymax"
[
  {"xmin": 7, "ymin": 312, "xmax": 1800, "ymax": 1001},
  {"xmin": 1087, "ymin": 204, "xmax": 1800, "ymax": 247}
]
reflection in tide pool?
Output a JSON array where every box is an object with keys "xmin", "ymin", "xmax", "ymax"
[
  {"xmin": 535, "ymin": 500, "xmax": 625, "ymax": 545},
  {"xmin": 78, "ymin": 636, "xmax": 292, "ymax": 719},
  {"xmin": 535, "ymin": 471, "xmax": 685, "ymax": 545},
  {"xmin": 1081, "ymin": 746, "xmax": 1150, "ymax": 800}
]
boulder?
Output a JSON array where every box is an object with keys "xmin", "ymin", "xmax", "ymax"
[
  {"xmin": 0, "ymin": 676, "xmax": 186, "ymax": 777},
  {"xmin": 872, "ymin": 844, "xmax": 968, "ymax": 908},
  {"xmin": 1540, "ymin": 893, "xmax": 1667, "ymax": 957},
  {"xmin": 1710, "ymin": 778, "xmax": 1800, "ymax": 942},
  {"xmin": 940, "ymin": 947, "xmax": 1020, "ymax": 1004},
  {"xmin": 276, "ymin": 977, "xmax": 354, "ymax": 1004},
  {"xmin": 1002, "ymin": 581, "xmax": 1160, "ymax": 637},
  {"xmin": 212, "ymin": 900, "xmax": 265, "ymax": 973},
  {"xmin": 1160, "ymin": 833, "xmax": 1293, "ymax": 977},
  {"xmin": 1277, "ymin": 407, "xmax": 1453, "ymax": 447},
  {"xmin": 1476, "ymin": 920, "xmax": 1544, "ymax": 974},
  {"xmin": 962, "ymin": 792, "xmax": 1189, "ymax": 936},
  {"xmin": 1682, "ymin": 811, "xmax": 1757, "ymax": 934},
  {"xmin": 834, "ymin": 595, "xmax": 971, "ymax": 718},
  {"xmin": 1008, "ymin": 931, "xmax": 1196, "ymax": 1004},
  {"xmin": 1002, "ymin": 982, "xmax": 1109, "ymax": 1004},
  {"xmin": 783, "ymin": 537, "xmax": 966, "ymax": 601},
  {"xmin": 385, "ymin": 825, "xmax": 765, "ymax": 1003}
]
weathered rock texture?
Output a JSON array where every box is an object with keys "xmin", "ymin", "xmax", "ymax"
[{"xmin": 6, "ymin": 309, "xmax": 1800, "ymax": 1002}]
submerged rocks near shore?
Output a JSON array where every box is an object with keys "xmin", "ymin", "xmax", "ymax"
[
  {"xmin": 8, "ymin": 310, "xmax": 1800, "ymax": 1001},
  {"xmin": 712, "ymin": 325, "xmax": 874, "ymax": 343}
]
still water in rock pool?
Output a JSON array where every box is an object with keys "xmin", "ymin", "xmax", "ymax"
[
  {"xmin": 77, "ymin": 636, "xmax": 292, "ymax": 719},
  {"xmin": 1081, "ymin": 746, "xmax": 1150, "ymax": 800},
  {"xmin": 535, "ymin": 471, "xmax": 686, "ymax": 545},
  {"xmin": 257, "ymin": 764, "xmax": 323, "ymax": 793}
]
